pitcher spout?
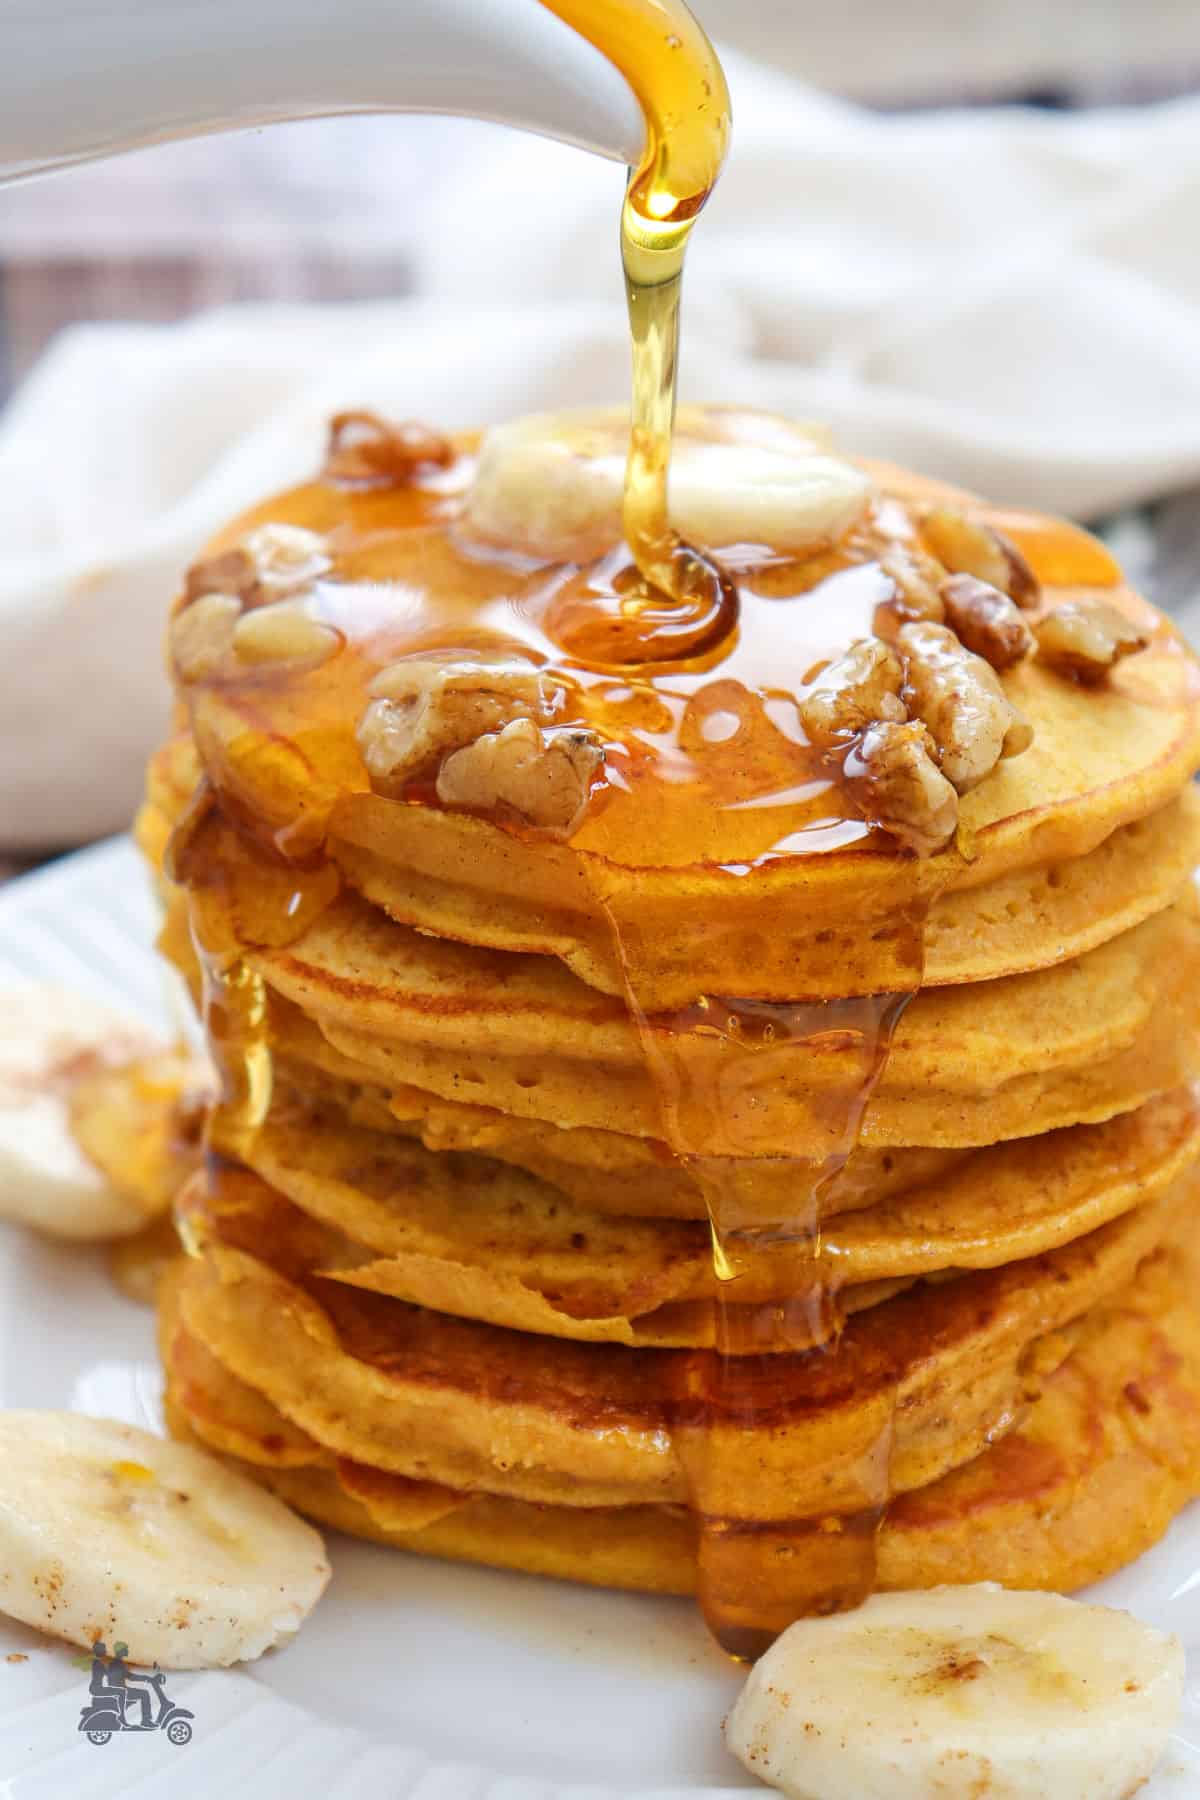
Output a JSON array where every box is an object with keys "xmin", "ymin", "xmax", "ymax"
[{"xmin": 0, "ymin": 0, "xmax": 644, "ymax": 184}]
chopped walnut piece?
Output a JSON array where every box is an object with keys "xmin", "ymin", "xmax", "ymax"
[
  {"xmin": 231, "ymin": 599, "xmax": 341, "ymax": 669},
  {"xmin": 842, "ymin": 719, "xmax": 958, "ymax": 857},
  {"xmin": 798, "ymin": 638, "xmax": 906, "ymax": 751},
  {"xmin": 184, "ymin": 548, "xmax": 255, "ymax": 603},
  {"xmin": 184, "ymin": 525, "xmax": 331, "ymax": 607},
  {"xmin": 1034, "ymin": 602, "xmax": 1149, "ymax": 685},
  {"xmin": 940, "ymin": 574, "xmax": 1035, "ymax": 671},
  {"xmin": 436, "ymin": 717, "xmax": 604, "ymax": 835},
  {"xmin": 170, "ymin": 593, "xmax": 241, "ymax": 682},
  {"xmin": 358, "ymin": 659, "xmax": 566, "ymax": 794},
  {"xmin": 241, "ymin": 524, "xmax": 332, "ymax": 598},
  {"xmin": 921, "ymin": 507, "xmax": 1040, "ymax": 609},
  {"xmin": 323, "ymin": 411, "xmax": 454, "ymax": 488},
  {"xmin": 899, "ymin": 620, "xmax": 1031, "ymax": 794},
  {"xmin": 874, "ymin": 548, "xmax": 946, "ymax": 640}
]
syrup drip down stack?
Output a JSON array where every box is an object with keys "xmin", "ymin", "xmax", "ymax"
[{"xmin": 140, "ymin": 407, "xmax": 1200, "ymax": 1652}]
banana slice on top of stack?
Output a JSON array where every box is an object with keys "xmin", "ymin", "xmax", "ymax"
[{"xmin": 464, "ymin": 405, "xmax": 875, "ymax": 559}]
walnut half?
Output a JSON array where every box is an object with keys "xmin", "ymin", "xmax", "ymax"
[
  {"xmin": 940, "ymin": 574, "xmax": 1035, "ymax": 671},
  {"xmin": 170, "ymin": 593, "xmax": 241, "ymax": 683},
  {"xmin": 185, "ymin": 524, "xmax": 332, "ymax": 607},
  {"xmin": 874, "ymin": 548, "xmax": 947, "ymax": 640},
  {"xmin": 1034, "ymin": 602, "xmax": 1149, "ymax": 685},
  {"xmin": 322, "ymin": 411, "xmax": 454, "ymax": 489},
  {"xmin": 230, "ymin": 599, "xmax": 341, "ymax": 670},
  {"xmin": 173, "ymin": 523, "xmax": 336, "ymax": 683},
  {"xmin": 920, "ymin": 507, "xmax": 1040, "ymax": 609},
  {"xmin": 842, "ymin": 719, "xmax": 958, "ymax": 856},
  {"xmin": 899, "ymin": 621, "xmax": 1031, "ymax": 794},
  {"xmin": 358, "ymin": 654, "xmax": 605, "ymax": 835},
  {"xmin": 798, "ymin": 638, "xmax": 906, "ymax": 750},
  {"xmin": 436, "ymin": 717, "xmax": 604, "ymax": 835},
  {"xmin": 358, "ymin": 659, "xmax": 565, "ymax": 794}
]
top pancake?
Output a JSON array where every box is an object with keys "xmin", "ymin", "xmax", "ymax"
[
  {"xmin": 142, "ymin": 730, "xmax": 1200, "ymax": 1010},
  {"xmin": 170, "ymin": 431, "xmax": 1200, "ymax": 1008}
]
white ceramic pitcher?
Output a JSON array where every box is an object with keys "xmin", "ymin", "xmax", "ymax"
[{"xmin": 0, "ymin": 0, "xmax": 644, "ymax": 182}]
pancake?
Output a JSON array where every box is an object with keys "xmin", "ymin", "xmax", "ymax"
[
  {"xmin": 316, "ymin": 973, "xmax": 1198, "ymax": 1154},
  {"xmin": 174, "ymin": 459, "xmax": 1200, "ymax": 1009},
  {"xmin": 378, "ymin": 1078, "xmax": 965, "ymax": 1221},
  {"xmin": 246, "ymin": 887, "xmax": 1200, "ymax": 1151},
  {"xmin": 282, "ymin": 1056, "xmax": 965, "ymax": 1224},
  {"xmin": 235, "ymin": 1093, "xmax": 907, "ymax": 1346},
  {"xmin": 152, "ymin": 805, "xmax": 1200, "ymax": 1154},
  {"xmin": 163, "ymin": 1200, "xmax": 1200, "ymax": 1599},
  {"xmin": 184, "ymin": 962, "xmax": 976, "ymax": 1222},
  {"xmin": 140, "ymin": 732, "xmax": 1200, "ymax": 1007},
  {"xmin": 232, "ymin": 1088, "xmax": 1200, "ymax": 1344},
  {"xmin": 144, "ymin": 919, "xmax": 967, "ymax": 1224},
  {"xmin": 334, "ymin": 782, "xmax": 1200, "ymax": 1005},
  {"xmin": 324, "ymin": 632, "xmax": 1200, "ymax": 1011},
  {"xmin": 919, "ymin": 789, "xmax": 1200, "ymax": 983},
  {"xmin": 173, "ymin": 1165, "xmax": 1185, "ymax": 1518}
]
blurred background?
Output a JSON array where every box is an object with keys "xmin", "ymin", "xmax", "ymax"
[
  {"xmin": 3, "ymin": 0, "xmax": 1200, "ymax": 870},
  {"xmin": 5, "ymin": 0, "xmax": 1200, "ymax": 388}
]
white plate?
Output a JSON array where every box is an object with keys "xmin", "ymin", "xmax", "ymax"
[{"xmin": 0, "ymin": 837, "xmax": 1198, "ymax": 1800}]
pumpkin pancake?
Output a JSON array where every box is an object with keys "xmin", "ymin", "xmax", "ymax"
[
  {"xmin": 173, "ymin": 452, "xmax": 1200, "ymax": 1009},
  {"xmin": 172, "ymin": 1165, "xmax": 1186, "ymax": 1518},
  {"xmin": 315, "ymin": 973, "xmax": 1198, "ymax": 1154},
  {"xmin": 150, "ymin": 807, "xmax": 1200, "ymax": 1152},
  {"xmin": 275, "ymin": 1056, "xmax": 965, "ymax": 1224},
  {"xmin": 139, "ymin": 734, "xmax": 1200, "ymax": 1005},
  {"xmin": 242, "ymin": 886, "xmax": 1200, "ymax": 1152},
  {"xmin": 163, "ymin": 1200, "xmax": 1200, "ymax": 1599},
  {"xmin": 143, "ymin": 914, "xmax": 966, "ymax": 1223},
  {"xmin": 334, "ymin": 780, "xmax": 1200, "ymax": 1007},
  {"xmin": 231, "ymin": 1088, "xmax": 1200, "ymax": 1344}
]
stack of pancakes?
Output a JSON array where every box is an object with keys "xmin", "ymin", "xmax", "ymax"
[{"xmin": 139, "ymin": 427, "xmax": 1200, "ymax": 1630}]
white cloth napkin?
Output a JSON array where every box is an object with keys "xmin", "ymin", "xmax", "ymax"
[{"xmin": 6, "ymin": 54, "xmax": 1200, "ymax": 849}]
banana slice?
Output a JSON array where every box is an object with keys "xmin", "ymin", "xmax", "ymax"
[
  {"xmin": 464, "ymin": 406, "xmax": 873, "ymax": 561},
  {"xmin": 725, "ymin": 1585, "xmax": 1183, "ymax": 1800},
  {"xmin": 0, "ymin": 1414, "xmax": 329, "ymax": 1666},
  {"xmin": 0, "ymin": 985, "xmax": 172, "ymax": 1241}
]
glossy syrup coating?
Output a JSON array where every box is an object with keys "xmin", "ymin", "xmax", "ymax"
[
  {"xmin": 540, "ymin": 0, "xmax": 730, "ymax": 612},
  {"xmin": 173, "ymin": 437, "xmax": 1174, "ymax": 877}
]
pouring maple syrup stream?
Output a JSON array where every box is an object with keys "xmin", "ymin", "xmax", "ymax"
[{"xmin": 538, "ymin": 0, "xmax": 735, "ymax": 660}]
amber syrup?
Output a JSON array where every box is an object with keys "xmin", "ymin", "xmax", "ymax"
[{"xmin": 538, "ymin": 0, "xmax": 731, "ymax": 648}]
